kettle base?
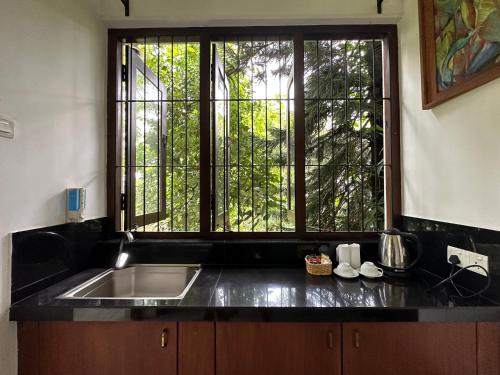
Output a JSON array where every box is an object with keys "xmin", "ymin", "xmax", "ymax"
[{"xmin": 377, "ymin": 262, "xmax": 415, "ymax": 278}]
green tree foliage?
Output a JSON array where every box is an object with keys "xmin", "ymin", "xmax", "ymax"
[
  {"xmin": 131, "ymin": 37, "xmax": 384, "ymax": 233},
  {"xmin": 135, "ymin": 42, "xmax": 200, "ymax": 231},
  {"xmin": 213, "ymin": 40, "xmax": 295, "ymax": 232},
  {"xmin": 303, "ymin": 40, "xmax": 384, "ymax": 231}
]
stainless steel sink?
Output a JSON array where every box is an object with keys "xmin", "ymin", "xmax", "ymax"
[{"xmin": 58, "ymin": 265, "xmax": 201, "ymax": 300}]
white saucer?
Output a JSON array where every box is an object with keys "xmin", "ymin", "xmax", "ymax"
[
  {"xmin": 333, "ymin": 268, "xmax": 359, "ymax": 279},
  {"xmin": 359, "ymin": 270, "xmax": 383, "ymax": 279}
]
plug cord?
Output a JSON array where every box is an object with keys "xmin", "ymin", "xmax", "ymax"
[{"xmin": 426, "ymin": 262, "xmax": 491, "ymax": 299}]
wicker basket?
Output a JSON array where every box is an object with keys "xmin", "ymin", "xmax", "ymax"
[{"xmin": 305, "ymin": 255, "xmax": 332, "ymax": 276}]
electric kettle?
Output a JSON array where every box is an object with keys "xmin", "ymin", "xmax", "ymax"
[{"xmin": 378, "ymin": 228, "xmax": 422, "ymax": 275}]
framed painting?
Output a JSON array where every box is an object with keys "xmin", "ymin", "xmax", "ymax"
[{"xmin": 419, "ymin": 0, "xmax": 500, "ymax": 109}]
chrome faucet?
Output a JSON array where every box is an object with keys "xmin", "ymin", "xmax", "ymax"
[{"xmin": 115, "ymin": 231, "xmax": 134, "ymax": 269}]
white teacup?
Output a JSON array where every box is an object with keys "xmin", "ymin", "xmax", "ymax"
[
  {"xmin": 360, "ymin": 262, "xmax": 383, "ymax": 277},
  {"xmin": 336, "ymin": 262, "xmax": 356, "ymax": 276}
]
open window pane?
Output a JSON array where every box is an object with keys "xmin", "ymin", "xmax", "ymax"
[
  {"xmin": 126, "ymin": 45, "xmax": 167, "ymax": 229},
  {"xmin": 122, "ymin": 37, "xmax": 200, "ymax": 232},
  {"xmin": 304, "ymin": 39, "xmax": 385, "ymax": 232},
  {"xmin": 210, "ymin": 37, "xmax": 295, "ymax": 232}
]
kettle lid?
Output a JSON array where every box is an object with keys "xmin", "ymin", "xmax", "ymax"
[{"xmin": 383, "ymin": 228, "xmax": 401, "ymax": 235}]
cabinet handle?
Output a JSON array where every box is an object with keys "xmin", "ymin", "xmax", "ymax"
[
  {"xmin": 161, "ymin": 329, "xmax": 168, "ymax": 348},
  {"xmin": 327, "ymin": 331, "xmax": 334, "ymax": 349},
  {"xmin": 353, "ymin": 330, "xmax": 360, "ymax": 349}
]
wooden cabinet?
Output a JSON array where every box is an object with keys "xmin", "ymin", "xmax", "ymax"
[
  {"xmin": 18, "ymin": 322, "xmax": 39, "ymax": 375},
  {"xmin": 342, "ymin": 323, "xmax": 477, "ymax": 375},
  {"xmin": 179, "ymin": 322, "xmax": 214, "ymax": 375},
  {"xmin": 18, "ymin": 321, "xmax": 493, "ymax": 375},
  {"xmin": 47, "ymin": 321, "xmax": 176, "ymax": 375},
  {"xmin": 478, "ymin": 323, "xmax": 500, "ymax": 375},
  {"xmin": 216, "ymin": 323, "xmax": 341, "ymax": 375},
  {"xmin": 18, "ymin": 321, "xmax": 215, "ymax": 375},
  {"xmin": 19, "ymin": 321, "xmax": 177, "ymax": 375}
]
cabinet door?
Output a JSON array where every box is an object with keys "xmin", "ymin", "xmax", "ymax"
[
  {"xmin": 18, "ymin": 322, "xmax": 39, "ymax": 375},
  {"xmin": 478, "ymin": 323, "xmax": 500, "ymax": 375},
  {"xmin": 343, "ymin": 323, "xmax": 476, "ymax": 375},
  {"xmin": 179, "ymin": 322, "xmax": 214, "ymax": 375},
  {"xmin": 37, "ymin": 321, "xmax": 177, "ymax": 375},
  {"xmin": 216, "ymin": 323, "xmax": 341, "ymax": 375}
]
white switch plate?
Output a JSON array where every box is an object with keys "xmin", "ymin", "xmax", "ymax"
[
  {"xmin": 447, "ymin": 246, "xmax": 488, "ymax": 276},
  {"xmin": 0, "ymin": 117, "xmax": 14, "ymax": 139},
  {"xmin": 469, "ymin": 253, "xmax": 489, "ymax": 276}
]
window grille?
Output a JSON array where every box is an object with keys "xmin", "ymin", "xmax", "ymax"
[
  {"xmin": 303, "ymin": 39, "xmax": 385, "ymax": 232},
  {"xmin": 110, "ymin": 27, "xmax": 399, "ymax": 237}
]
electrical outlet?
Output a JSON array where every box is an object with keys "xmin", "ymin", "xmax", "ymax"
[
  {"xmin": 468, "ymin": 253, "xmax": 489, "ymax": 276},
  {"xmin": 447, "ymin": 246, "xmax": 489, "ymax": 277},
  {"xmin": 447, "ymin": 246, "xmax": 469, "ymax": 267}
]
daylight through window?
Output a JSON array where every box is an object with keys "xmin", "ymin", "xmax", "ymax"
[{"xmin": 111, "ymin": 28, "xmax": 398, "ymax": 235}]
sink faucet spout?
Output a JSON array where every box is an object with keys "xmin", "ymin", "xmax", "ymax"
[{"xmin": 115, "ymin": 231, "xmax": 134, "ymax": 269}]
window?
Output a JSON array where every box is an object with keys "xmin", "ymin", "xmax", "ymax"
[
  {"xmin": 118, "ymin": 37, "xmax": 201, "ymax": 232},
  {"xmin": 108, "ymin": 27, "xmax": 400, "ymax": 238},
  {"xmin": 303, "ymin": 39, "xmax": 385, "ymax": 232},
  {"xmin": 210, "ymin": 37, "xmax": 295, "ymax": 232}
]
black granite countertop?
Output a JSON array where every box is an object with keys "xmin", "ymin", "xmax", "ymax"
[{"xmin": 9, "ymin": 267, "xmax": 500, "ymax": 322}]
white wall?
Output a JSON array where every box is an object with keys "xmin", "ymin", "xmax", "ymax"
[
  {"xmin": 89, "ymin": 0, "xmax": 403, "ymax": 26},
  {"xmin": 0, "ymin": 1, "xmax": 106, "ymax": 373},
  {"xmin": 4, "ymin": 0, "xmax": 498, "ymax": 372},
  {"xmin": 398, "ymin": 0, "xmax": 500, "ymax": 231}
]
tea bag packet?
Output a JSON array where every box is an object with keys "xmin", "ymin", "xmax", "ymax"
[{"xmin": 320, "ymin": 253, "xmax": 332, "ymax": 264}]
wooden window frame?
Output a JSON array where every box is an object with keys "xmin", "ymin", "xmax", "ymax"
[{"xmin": 107, "ymin": 25, "xmax": 401, "ymax": 240}]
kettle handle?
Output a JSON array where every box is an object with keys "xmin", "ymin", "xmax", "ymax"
[{"xmin": 400, "ymin": 232, "xmax": 422, "ymax": 269}]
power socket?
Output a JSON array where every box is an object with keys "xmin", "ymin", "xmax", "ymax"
[
  {"xmin": 447, "ymin": 246, "xmax": 469, "ymax": 267},
  {"xmin": 469, "ymin": 253, "xmax": 489, "ymax": 276},
  {"xmin": 447, "ymin": 246, "xmax": 489, "ymax": 277}
]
